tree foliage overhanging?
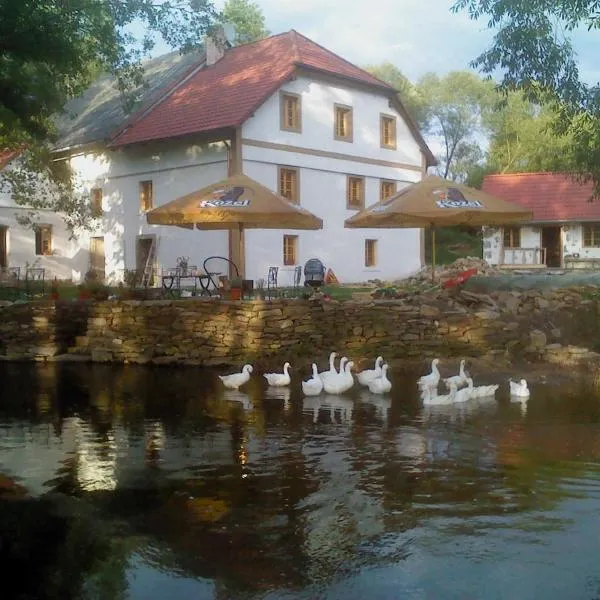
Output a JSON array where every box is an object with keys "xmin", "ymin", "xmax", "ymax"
[
  {"xmin": 452, "ymin": 0, "xmax": 600, "ymax": 194},
  {"xmin": 1, "ymin": 0, "xmax": 219, "ymax": 231}
]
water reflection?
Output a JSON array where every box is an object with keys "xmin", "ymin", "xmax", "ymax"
[
  {"xmin": 302, "ymin": 394, "xmax": 353, "ymax": 424},
  {"xmin": 1, "ymin": 363, "xmax": 600, "ymax": 599}
]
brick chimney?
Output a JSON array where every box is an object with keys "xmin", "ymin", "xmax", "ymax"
[{"xmin": 205, "ymin": 24, "xmax": 234, "ymax": 66}]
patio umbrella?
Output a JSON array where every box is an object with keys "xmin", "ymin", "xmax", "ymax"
[
  {"xmin": 344, "ymin": 175, "xmax": 532, "ymax": 281},
  {"xmin": 146, "ymin": 173, "xmax": 323, "ymax": 276}
]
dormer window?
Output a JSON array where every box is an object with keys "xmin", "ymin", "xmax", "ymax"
[{"xmin": 280, "ymin": 92, "xmax": 301, "ymax": 132}]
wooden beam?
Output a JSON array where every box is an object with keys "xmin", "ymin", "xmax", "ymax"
[{"xmin": 228, "ymin": 127, "xmax": 245, "ymax": 277}]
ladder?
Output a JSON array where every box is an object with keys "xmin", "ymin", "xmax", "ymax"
[{"xmin": 141, "ymin": 238, "xmax": 157, "ymax": 287}]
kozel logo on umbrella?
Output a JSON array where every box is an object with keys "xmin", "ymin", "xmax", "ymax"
[
  {"xmin": 434, "ymin": 188, "xmax": 483, "ymax": 209},
  {"xmin": 199, "ymin": 186, "xmax": 252, "ymax": 208}
]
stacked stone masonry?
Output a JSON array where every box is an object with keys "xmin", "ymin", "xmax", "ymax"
[{"xmin": 1, "ymin": 292, "xmax": 599, "ymax": 368}]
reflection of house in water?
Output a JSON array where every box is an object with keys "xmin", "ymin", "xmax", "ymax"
[{"xmin": 302, "ymin": 395, "xmax": 353, "ymax": 424}]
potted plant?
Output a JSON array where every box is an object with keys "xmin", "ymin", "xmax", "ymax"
[{"xmin": 229, "ymin": 276, "xmax": 243, "ymax": 300}]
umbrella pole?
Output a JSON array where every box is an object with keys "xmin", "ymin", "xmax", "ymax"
[
  {"xmin": 238, "ymin": 223, "xmax": 245, "ymax": 279},
  {"xmin": 431, "ymin": 225, "xmax": 436, "ymax": 283}
]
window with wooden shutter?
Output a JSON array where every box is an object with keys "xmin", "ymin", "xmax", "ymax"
[
  {"xmin": 334, "ymin": 104, "xmax": 353, "ymax": 141},
  {"xmin": 503, "ymin": 226, "xmax": 521, "ymax": 248},
  {"xmin": 380, "ymin": 114, "xmax": 397, "ymax": 149},
  {"xmin": 380, "ymin": 180, "xmax": 396, "ymax": 201},
  {"xmin": 347, "ymin": 176, "xmax": 365, "ymax": 209},
  {"xmin": 35, "ymin": 225, "xmax": 52, "ymax": 256},
  {"xmin": 91, "ymin": 188, "xmax": 103, "ymax": 217},
  {"xmin": 283, "ymin": 235, "xmax": 298, "ymax": 266},
  {"xmin": 583, "ymin": 223, "xmax": 600, "ymax": 247},
  {"xmin": 280, "ymin": 92, "xmax": 301, "ymax": 132},
  {"xmin": 365, "ymin": 239, "xmax": 377, "ymax": 267},
  {"xmin": 139, "ymin": 180, "xmax": 153, "ymax": 212},
  {"xmin": 278, "ymin": 167, "xmax": 299, "ymax": 203}
]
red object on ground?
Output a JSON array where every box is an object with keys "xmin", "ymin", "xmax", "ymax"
[{"xmin": 442, "ymin": 267, "xmax": 477, "ymax": 289}]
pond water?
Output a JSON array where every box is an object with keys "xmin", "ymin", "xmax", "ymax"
[{"xmin": 1, "ymin": 363, "xmax": 600, "ymax": 599}]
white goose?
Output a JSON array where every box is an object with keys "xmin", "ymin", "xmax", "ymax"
[
  {"xmin": 368, "ymin": 364, "xmax": 392, "ymax": 394},
  {"xmin": 264, "ymin": 362, "xmax": 292, "ymax": 387},
  {"xmin": 509, "ymin": 378, "xmax": 530, "ymax": 398},
  {"xmin": 321, "ymin": 356, "xmax": 348, "ymax": 385},
  {"xmin": 319, "ymin": 352, "xmax": 338, "ymax": 382},
  {"xmin": 422, "ymin": 383, "xmax": 456, "ymax": 406},
  {"xmin": 417, "ymin": 358, "xmax": 440, "ymax": 391},
  {"xmin": 444, "ymin": 359, "xmax": 468, "ymax": 390},
  {"xmin": 323, "ymin": 360, "xmax": 354, "ymax": 394},
  {"xmin": 466, "ymin": 377, "xmax": 499, "ymax": 399},
  {"xmin": 452, "ymin": 382, "xmax": 472, "ymax": 404},
  {"xmin": 357, "ymin": 356, "xmax": 384, "ymax": 387},
  {"xmin": 219, "ymin": 364, "xmax": 253, "ymax": 390},
  {"xmin": 302, "ymin": 363, "xmax": 324, "ymax": 396}
]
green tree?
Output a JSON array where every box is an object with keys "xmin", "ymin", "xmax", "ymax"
[
  {"xmin": 0, "ymin": 0, "xmax": 217, "ymax": 232},
  {"xmin": 484, "ymin": 93, "xmax": 574, "ymax": 174},
  {"xmin": 416, "ymin": 71, "xmax": 495, "ymax": 181},
  {"xmin": 222, "ymin": 0, "xmax": 269, "ymax": 44},
  {"xmin": 363, "ymin": 62, "xmax": 428, "ymax": 127},
  {"xmin": 452, "ymin": 0, "xmax": 600, "ymax": 194}
]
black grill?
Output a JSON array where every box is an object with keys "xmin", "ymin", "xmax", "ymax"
[{"xmin": 303, "ymin": 258, "xmax": 325, "ymax": 289}]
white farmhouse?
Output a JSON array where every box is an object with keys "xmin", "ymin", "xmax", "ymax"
[{"xmin": 1, "ymin": 29, "xmax": 436, "ymax": 285}]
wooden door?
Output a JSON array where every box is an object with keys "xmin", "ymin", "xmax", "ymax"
[{"xmin": 89, "ymin": 236, "xmax": 105, "ymax": 280}]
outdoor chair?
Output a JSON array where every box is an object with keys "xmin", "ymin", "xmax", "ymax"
[
  {"xmin": 293, "ymin": 265, "xmax": 302, "ymax": 295},
  {"xmin": 267, "ymin": 266, "xmax": 278, "ymax": 300},
  {"xmin": 25, "ymin": 267, "xmax": 45, "ymax": 297},
  {"xmin": 202, "ymin": 256, "xmax": 240, "ymax": 296}
]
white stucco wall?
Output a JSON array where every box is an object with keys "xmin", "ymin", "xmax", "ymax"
[
  {"xmin": 243, "ymin": 75, "xmax": 423, "ymax": 166},
  {"xmin": 241, "ymin": 76, "xmax": 425, "ymax": 283},
  {"xmin": 0, "ymin": 159, "xmax": 87, "ymax": 280},
  {"xmin": 3, "ymin": 73, "xmax": 429, "ymax": 285},
  {"xmin": 483, "ymin": 226, "xmax": 542, "ymax": 266},
  {"xmin": 67, "ymin": 141, "xmax": 229, "ymax": 282}
]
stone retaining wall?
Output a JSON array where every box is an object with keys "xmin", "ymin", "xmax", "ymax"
[{"xmin": 2, "ymin": 297, "xmax": 599, "ymax": 368}]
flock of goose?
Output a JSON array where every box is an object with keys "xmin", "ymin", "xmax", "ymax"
[
  {"xmin": 217, "ymin": 354, "xmax": 531, "ymax": 407},
  {"xmin": 218, "ymin": 352, "xmax": 392, "ymax": 395},
  {"xmin": 417, "ymin": 358, "xmax": 530, "ymax": 406}
]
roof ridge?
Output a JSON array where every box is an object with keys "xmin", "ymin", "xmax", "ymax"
[
  {"xmin": 485, "ymin": 171, "xmax": 584, "ymax": 178},
  {"xmin": 290, "ymin": 30, "xmax": 395, "ymax": 90}
]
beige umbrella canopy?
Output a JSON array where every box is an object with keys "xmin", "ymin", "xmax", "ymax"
[
  {"xmin": 146, "ymin": 173, "xmax": 323, "ymax": 277},
  {"xmin": 345, "ymin": 175, "xmax": 532, "ymax": 281},
  {"xmin": 146, "ymin": 173, "xmax": 322, "ymax": 230}
]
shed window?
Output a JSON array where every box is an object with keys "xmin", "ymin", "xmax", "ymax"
[
  {"xmin": 503, "ymin": 226, "xmax": 521, "ymax": 248},
  {"xmin": 91, "ymin": 188, "xmax": 103, "ymax": 217},
  {"xmin": 278, "ymin": 167, "xmax": 299, "ymax": 203},
  {"xmin": 380, "ymin": 180, "xmax": 396, "ymax": 201},
  {"xmin": 380, "ymin": 115, "xmax": 397, "ymax": 149},
  {"xmin": 583, "ymin": 223, "xmax": 600, "ymax": 247},
  {"xmin": 334, "ymin": 105, "xmax": 353, "ymax": 141}
]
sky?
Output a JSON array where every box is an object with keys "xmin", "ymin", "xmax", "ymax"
[{"xmin": 148, "ymin": 0, "xmax": 600, "ymax": 85}]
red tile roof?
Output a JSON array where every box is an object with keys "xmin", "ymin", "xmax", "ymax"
[
  {"xmin": 0, "ymin": 150, "xmax": 18, "ymax": 170},
  {"xmin": 109, "ymin": 30, "xmax": 419, "ymax": 151},
  {"xmin": 482, "ymin": 172, "xmax": 600, "ymax": 222}
]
